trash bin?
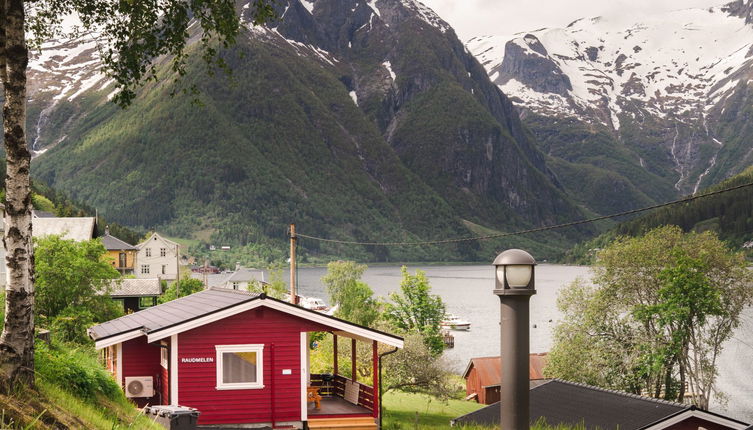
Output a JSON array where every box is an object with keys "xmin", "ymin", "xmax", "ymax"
[{"xmin": 144, "ymin": 405, "xmax": 200, "ymax": 430}]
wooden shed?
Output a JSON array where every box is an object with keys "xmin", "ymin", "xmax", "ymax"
[
  {"xmin": 463, "ymin": 353, "xmax": 548, "ymax": 404},
  {"xmin": 88, "ymin": 288, "xmax": 403, "ymax": 429}
]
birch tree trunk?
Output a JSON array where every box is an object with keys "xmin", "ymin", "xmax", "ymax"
[{"xmin": 0, "ymin": 0, "xmax": 35, "ymax": 390}]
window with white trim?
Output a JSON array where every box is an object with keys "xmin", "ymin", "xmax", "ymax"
[
  {"xmin": 215, "ymin": 344, "xmax": 264, "ymax": 390},
  {"xmin": 145, "ymin": 248, "xmax": 152, "ymax": 257},
  {"xmin": 160, "ymin": 248, "xmax": 166, "ymax": 257},
  {"xmin": 141, "ymin": 264, "xmax": 150, "ymax": 274}
]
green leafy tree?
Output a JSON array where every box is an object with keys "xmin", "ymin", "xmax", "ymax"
[
  {"xmin": 322, "ymin": 261, "xmax": 380, "ymax": 327},
  {"xmin": 384, "ymin": 267, "xmax": 445, "ymax": 355},
  {"xmin": 381, "ymin": 333, "xmax": 456, "ymax": 399},
  {"xmin": 546, "ymin": 226, "xmax": 753, "ymax": 408},
  {"xmin": 34, "ymin": 235, "xmax": 122, "ymax": 323},
  {"xmin": 0, "ymin": 0, "xmax": 276, "ymax": 389},
  {"xmin": 158, "ymin": 278, "xmax": 205, "ymax": 304},
  {"xmin": 247, "ymin": 265, "xmax": 287, "ymax": 300}
]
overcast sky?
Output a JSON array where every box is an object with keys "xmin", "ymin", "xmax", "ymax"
[{"xmin": 419, "ymin": 0, "xmax": 731, "ymax": 40}]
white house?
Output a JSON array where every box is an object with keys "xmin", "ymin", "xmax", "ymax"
[{"xmin": 135, "ymin": 232, "xmax": 180, "ymax": 281}]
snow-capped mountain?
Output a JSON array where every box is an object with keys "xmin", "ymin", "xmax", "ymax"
[
  {"xmin": 27, "ymin": 0, "xmax": 590, "ymax": 262},
  {"xmin": 468, "ymin": 0, "xmax": 753, "ymax": 195}
]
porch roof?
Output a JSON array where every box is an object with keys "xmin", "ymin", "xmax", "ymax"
[{"xmin": 88, "ymin": 288, "xmax": 404, "ymax": 349}]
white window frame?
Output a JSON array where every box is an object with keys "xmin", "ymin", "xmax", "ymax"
[
  {"xmin": 141, "ymin": 264, "xmax": 150, "ymax": 274},
  {"xmin": 145, "ymin": 248, "xmax": 152, "ymax": 257},
  {"xmin": 215, "ymin": 344, "xmax": 264, "ymax": 390},
  {"xmin": 160, "ymin": 248, "xmax": 166, "ymax": 257}
]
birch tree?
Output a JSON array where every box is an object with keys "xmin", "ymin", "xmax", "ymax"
[{"xmin": 0, "ymin": 0, "xmax": 275, "ymax": 391}]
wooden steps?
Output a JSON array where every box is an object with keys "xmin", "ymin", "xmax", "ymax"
[{"xmin": 307, "ymin": 417, "xmax": 377, "ymax": 430}]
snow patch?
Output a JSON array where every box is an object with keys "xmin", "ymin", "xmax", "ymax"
[
  {"xmin": 300, "ymin": 0, "xmax": 314, "ymax": 14},
  {"xmin": 383, "ymin": 61, "xmax": 396, "ymax": 81},
  {"xmin": 349, "ymin": 90, "xmax": 359, "ymax": 105}
]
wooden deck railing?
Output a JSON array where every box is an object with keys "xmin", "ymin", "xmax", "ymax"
[{"xmin": 310, "ymin": 373, "xmax": 374, "ymax": 411}]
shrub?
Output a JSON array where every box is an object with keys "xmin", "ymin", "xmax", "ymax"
[{"xmin": 35, "ymin": 342, "xmax": 120, "ymax": 400}]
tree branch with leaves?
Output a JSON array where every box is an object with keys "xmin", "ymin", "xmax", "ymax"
[{"xmin": 0, "ymin": 0, "xmax": 276, "ymax": 391}]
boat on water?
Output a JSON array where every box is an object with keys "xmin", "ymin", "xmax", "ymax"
[
  {"xmin": 300, "ymin": 296, "xmax": 330, "ymax": 312},
  {"xmin": 441, "ymin": 314, "xmax": 471, "ymax": 331}
]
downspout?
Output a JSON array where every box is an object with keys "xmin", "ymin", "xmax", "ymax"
[{"xmin": 378, "ymin": 347, "xmax": 399, "ymax": 430}]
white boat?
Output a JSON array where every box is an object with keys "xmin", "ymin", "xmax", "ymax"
[
  {"xmin": 441, "ymin": 314, "xmax": 471, "ymax": 331},
  {"xmin": 300, "ymin": 296, "xmax": 330, "ymax": 312}
]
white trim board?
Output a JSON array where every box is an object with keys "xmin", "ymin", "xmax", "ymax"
[
  {"xmin": 300, "ymin": 332, "xmax": 308, "ymax": 423},
  {"xmin": 115, "ymin": 343, "xmax": 123, "ymax": 387},
  {"xmin": 642, "ymin": 409, "xmax": 748, "ymax": 430},
  {"xmin": 170, "ymin": 334, "xmax": 179, "ymax": 405},
  {"xmin": 147, "ymin": 298, "xmax": 404, "ymax": 348},
  {"xmin": 95, "ymin": 329, "xmax": 143, "ymax": 350}
]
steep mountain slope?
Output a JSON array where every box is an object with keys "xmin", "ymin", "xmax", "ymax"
[
  {"xmin": 467, "ymin": 0, "xmax": 753, "ymax": 214},
  {"xmin": 28, "ymin": 0, "xmax": 589, "ymax": 261}
]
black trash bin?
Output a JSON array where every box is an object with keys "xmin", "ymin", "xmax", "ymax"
[{"xmin": 144, "ymin": 405, "xmax": 200, "ymax": 430}]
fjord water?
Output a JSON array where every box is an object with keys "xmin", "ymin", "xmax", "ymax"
[{"xmin": 282, "ymin": 264, "xmax": 752, "ymax": 420}]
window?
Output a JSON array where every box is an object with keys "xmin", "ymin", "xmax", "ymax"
[
  {"xmin": 231, "ymin": 282, "xmax": 240, "ymax": 290},
  {"xmin": 119, "ymin": 253, "xmax": 127, "ymax": 268},
  {"xmin": 139, "ymin": 296, "xmax": 156, "ymax": 309},
  {"xmin": 162, "ymin": 265, "xmax": 167, "ymax": 274},
  {"xmin": 145, "ymin": 248, "xmax": 152, "ymax": 257},
  {"xmin": 215, "ymin": 344, "xmax": 264, "ymax": 390},
  {"xmin": 160, "ymin": 248, "xmax": 166, "ymax": 257},
  {"xmin": 141, "ymin": 264, "xmax": 150, "ymax": 274}
]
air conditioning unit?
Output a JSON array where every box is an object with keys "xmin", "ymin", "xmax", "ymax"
[{"xmin": 125, "ymin": 376, "xmax": 154, "ymax": 398}]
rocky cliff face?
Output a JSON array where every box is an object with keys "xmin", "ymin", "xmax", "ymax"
[
  {"xmin": 26, "ymin": 0, "xmax": 589, "ymax": 261},
  {"xmin": 468, "ymin": 2, "xmax": 753, "ymax": 205}
]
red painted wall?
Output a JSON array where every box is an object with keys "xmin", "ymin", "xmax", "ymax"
[
  {"xmin": 177, "ymin": 306, "xmax": 330, "ymax": 425},
  {"xmin": 664, "ymin": 416, "xmax": 735, "ymax": 430},
  {"xmin": 122, "ymin": 336, "xmax": 164, "ymax": 407}
]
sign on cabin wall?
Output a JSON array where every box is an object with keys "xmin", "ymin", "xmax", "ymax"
[{"xmin": 181, "ymin": 357, "xmax": 214, "ymax": 364}]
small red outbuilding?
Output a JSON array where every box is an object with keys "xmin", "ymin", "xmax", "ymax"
[{"xmin": 88, "ymin": 288, "xmax": 403, "ymax": 429}]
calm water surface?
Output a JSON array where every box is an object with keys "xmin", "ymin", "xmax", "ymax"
[{"xmin": 278, "ymin": 264, "xmax": 753, "ymax": 421}]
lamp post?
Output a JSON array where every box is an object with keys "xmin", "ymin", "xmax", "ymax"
[{"xmin": 493, "ymin": 249, "xmax": 536, "ymax": 430}]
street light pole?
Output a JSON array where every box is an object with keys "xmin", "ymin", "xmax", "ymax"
[{"xmin": 493, "ymin": 249, "xmax": 536, "ymax": 430}]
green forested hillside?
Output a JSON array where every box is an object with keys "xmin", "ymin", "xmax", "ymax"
[
  {"xmin": 567, "ymin": 166, "xmax": 753, "ymax": 263},
  {"xmin": 30, "ymin": 0, "xmax": 593, "ymax": 263}
]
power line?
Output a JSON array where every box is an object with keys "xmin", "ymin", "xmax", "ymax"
[{"xmin": 295, "ymin": 180, "xmax": 753, "ymax": 247}]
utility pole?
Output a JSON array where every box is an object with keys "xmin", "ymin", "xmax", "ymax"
[
  {"xmin": 175, "ymin": 243, "xmax": 181, "ymax": 297},
  {"xmin": 203, "ymin": 259, "xmax": 209, "ymax": 289},
  {"xmin": 289, "ymin": 223, "xmax": 297, "ymax": 304}
]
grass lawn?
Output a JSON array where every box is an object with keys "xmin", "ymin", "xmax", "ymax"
[{"xmin": 382, "ymin": 391, "xmax": 483, "ymax": 429}]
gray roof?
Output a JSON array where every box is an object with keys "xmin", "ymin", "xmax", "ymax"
[
  {"xmin": 189, "ymin": 268, "xmax": 265, "ymax": 288},
  {"xmin": 33, "ymin": 217, "xmax": 96, "ymax": 241},
  {"xmin": 452, "ymin": 379, "xmax": 690, "ymax": 429},
  {"xmin": 226, "ymin": 268, "xmax": 264, "ymax": 283},
  {"xmin": 189, "ymin": 272, "xmax": 230, "ymax": 288},
  {"xmin": 109, "ymin": 278, "xmax": 161, "ymax": 297},
  {"xmin": 89, "ymin": 288, "xmax": 261, "ymax": 341},
  {"xmin": 101, "ymin": 233, "xmax": 138, "ymax": 250}
]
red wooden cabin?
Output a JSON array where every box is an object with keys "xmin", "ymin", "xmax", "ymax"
[
  {"xmin": 463, "ymin": 354, "xmax": 548, "ymax": 404},
  {"xmin": 89, "ymin": 288, "xmax": 403, "ymax": 429}
]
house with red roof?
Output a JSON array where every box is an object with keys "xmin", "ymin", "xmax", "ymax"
[
  {"xmin": 463, "ymin": 353, "xmax": 548, "ymax": 404},
  {"xmin": 88, "ymin": 288, "xmax": 403, "ymax": 429}
]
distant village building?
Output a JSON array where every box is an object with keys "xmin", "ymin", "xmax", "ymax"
[
  {"xmin": 101, "ymin": 227, "xmax": 138, "ymax": 276},
  {"xmin": 463, "ymin": 354, "xmax": 548, "ymax": 404},
  {"xmin": 0, "ymin": 206, "xmax": 97, "ymax": 286},
  {"xmin": 107, "ymin": 278, "xmax": 162, "ymax": 313},
  {"xmin": 135, "ymin": 233, "xmax": 180, "ymax": 281},
  {"xmin": 190, "ymin": 265, "xmax": 265, "ymax": 290}
]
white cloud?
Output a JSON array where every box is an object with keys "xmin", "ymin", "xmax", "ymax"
[{"xmin": 419, "ymin": 0, "xmax": 730, "ymax": 40}]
